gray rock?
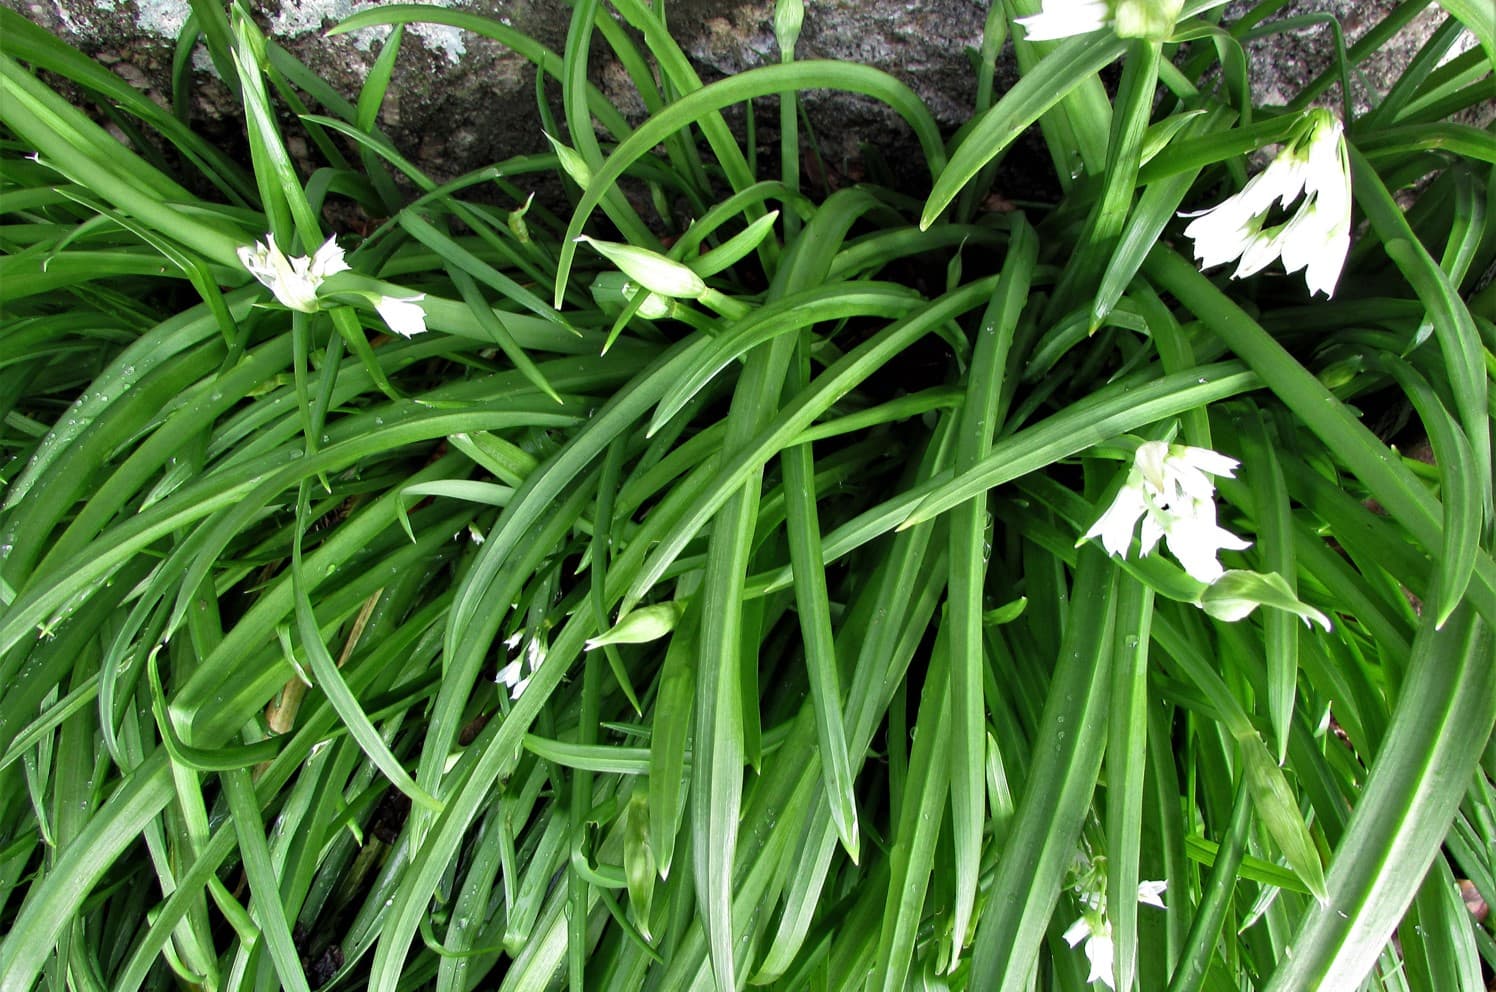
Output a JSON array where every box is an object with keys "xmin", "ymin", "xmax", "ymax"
[{"xmin": 2, "ymin": 0, "xmax": 1478, "ymax": 196}]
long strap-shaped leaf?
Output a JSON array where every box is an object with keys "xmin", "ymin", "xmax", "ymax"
[
  {"xmin": 967, "ymin": 549, "xmax": 1118, "ymax": 990},
  {"xmin": 1263, "ymin": 604, "xmax": 1495, "ymax": 989},
  {"xmin": 948, "ymin": 218, "xmax": 1037, "ymax": 958}
]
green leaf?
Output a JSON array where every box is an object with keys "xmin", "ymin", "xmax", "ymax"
[
  {"xmin": 1263, "ymin": 607, "xmax": 1496, "ymax": 990},
  {"xmin": 921, "ymin": 33, "xmax": 1126, "ymax": 228}
]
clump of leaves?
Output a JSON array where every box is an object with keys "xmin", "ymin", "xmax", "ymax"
[{"xmin": 1, "ymin": 1, "xmax": 1494, "ymax": 990}]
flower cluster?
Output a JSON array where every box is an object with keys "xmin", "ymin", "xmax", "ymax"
[
  {"xmin": 237, "ymin": 234, "xmax": 348, "ymax": 312},
  {"xmin": 1083, "ymin": 440, "xmax": 1250, "ymax": 585},
  {"xmin": 1063, "ymin": 850, "xmax": 1167, "ymax": 989},
  {"xmin": 496, "ymin": 631, "xmax": 546, "ymax": 701},
  {"xmin": 1182, "ymin": 109, "xmax": 1352, "ymax": 298},
  {"xmin": 1083, "ymin": 440, "xmax": 1333, "ymax": 629},
  {"xmin": 237, "ymin": 233, "xmax": 428, "ymax": 336}
]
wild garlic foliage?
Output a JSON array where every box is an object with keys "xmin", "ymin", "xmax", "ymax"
[{"xmin": 1, "ymin": 1, "xmax": 1493, "ymax": 991}]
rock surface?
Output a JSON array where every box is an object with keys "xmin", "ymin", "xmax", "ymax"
[{"xmin": 1, "ymin": 0, "xmax": 1475, "ymax": 192}]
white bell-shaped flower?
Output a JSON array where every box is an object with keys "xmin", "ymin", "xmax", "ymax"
[
  {"xmin": 1064, "ymin": 849, "xmax": 1168, "ymax": 989},
  {"xmin": 1015, "ymin": 0, "xmax": 1225, "ymax": 41},
  {"xmin": 1182, "ymin": 110, "xmax": 1352, "ymax": 297},
  {"xmin": 1015, "ymin": 0, "xmax": 1112, "ymax": 40},
  {"xmin": 374, "ymin": 293, "xmax": 429, "ymax": 337},
  {"xmin": 237, "ymin": 233, "xmax": 349, "ymax": 312},
  {"xmin": 1083, "ymin": 440, "xmax": 1251, "ymax": 584}
]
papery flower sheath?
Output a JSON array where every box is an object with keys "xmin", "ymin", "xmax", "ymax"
[
  {"xmin": 1182, "ymin": 110, "xmax": 1352, "ymax": 297},
  {"xmin": 1083, "ymin": 440, "xmax": 1251, "ymax": 584},
  {"xmin": 237, "ymin": 233, "xmax": 349, "ymax": 312}
]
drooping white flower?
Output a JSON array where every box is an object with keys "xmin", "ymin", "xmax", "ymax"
[
  {"xmin": 1015, "ymin": 0, "xmax": 1225, "ymax": 41},
  {"xmin": 1064, "ymin": 851, "xmax": 1168, "ymax": 989},
  {"xmin": 495, "ymin": 659, "xmax": 527, "ymax": 697},
  {"xmin": 1064, "ymin": 914, "xmax": 1116, "ymax": 987},
  {"xmin": 496, "ymin": 633, "xmax": 548, "ymax": 700},
  {"xmin": 237, "ymin": 233, "xmax": 349, "ymax": 312},
  {"xmin": 374, "ymin": 293, "xmax": 428, "ymax": 337},
  {"xmin": 1083, "ymin": 440, "xmax": 1251, "ymax": 584},
  {"xmin": 1015, "ymin": 0, "xmax": 1112, "ymax": 40},
  {"xmin": 1136, "ymin": 879, "xmax": 1168, "ymax": 908},
  {"xmin": 1182, "ymin": 110, "xmax": 1352, "ymax": 297}
]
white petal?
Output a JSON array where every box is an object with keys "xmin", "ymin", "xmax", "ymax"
[
  {"xmin": 1303, "ymin": 116, "xmax": 1346, "ymax": 201},
  {"xmin": 1084, "ymin": 929, "xmax": 1116, "ymax": 988},
  {"xmin": 1182, "ymin": 202, "xmax": 1260, "ymax": 269},
  {"xmin": 1063, "ymin": 915, "xmax": 1091, "ymax": 948},
  {"xmin": 1084, "ymin": 484, "xmax": 1148, "ymax": 558},
  {"xmin": 1163, "ymin": 514, "xmax": 1251, "ymax": 584},
  {"xmin": 495, "ymin": 659, "xmax": 524, "ymax": 687},
  {"xmin": 1015, "ymin": 0, "xmax": 1111, "ymax": 40},
  {"xmin": 1172, "ymin": 445, "xmax": 1239, "ymax": 479},
  {"xmin": 375, "ymin": 294, "xmax": 429, "ymax": 337},
  {"xmin": 1133, "ymin": 441, "xmax": 1171, "ymax": 493},
  {"xmin": 1231, "ymin": 228, "xmax": 1286, "ymax": 280},
  {"xmin": 1303, "ymin": 228, "xmax": 1349, "ymax": 298},
  {"xmin": 1277, "ymin": 199, "xmax": 1328, "ymax": 274},
  {"xmin": 1137, "ymin": 506, "xmax": 1166, "ymax": 557},
  {"xmin": 1254, "ymin": 149, "xmax": 1310, "ymax": 211},
  {"xmin": 308, "ymin": 235, "xmax": 351, "ymax": 279},
  {"xmin": 1136, "ymin": 879, "xmax": 1168, "ymax": 908}
]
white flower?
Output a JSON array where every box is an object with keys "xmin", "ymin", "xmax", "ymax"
[
  {"xmin": 1016, "ymin": 0, "xmax": 1224, "ymax": 41},
  {"xmin": 1063, "ymin": 862, "xmax": 1168, "ymax": 989},
  {"xmin": 495, "ymin": 659, "xmax": 527, "ymax": 697},
  {"xmin": 1064, "ymin": 914, "xmax": 1116, "ymax": 988},
  {"xmin": 1136, "ymin": 879, "xmax": 1168, "ymax": 908},
  {"xmin": 1182, "ymin": 110, "xmax": 1352, "ymax": 298},
  {"xmin": 374, "ymin": 293, "xmax": 428, "ymax": 337},
  {"xmin": 496, "ymin": 634, "xmax": 546, "ymax": 700},
  {"xmin": 1015, "ymin": 0, "xmax": 1111, "ymax": 40},
  {"xmin": 237, "ymin": 233, "xmax": 349, "ymax": 312},
  {"xmin": 1083, "ymin": 440, "xmax": 1251, "ymax": 584}
]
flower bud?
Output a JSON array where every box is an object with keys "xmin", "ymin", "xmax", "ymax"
[
  {"xmin": 575, "ymin": 236, "xmax": 707, "ymax": 301},
  {"xmin": 774, "ymin": 0, "xmax": 804, "ymax": 57},
  {"xmin": 1198, "ymin": 569, "xmax": 1332, "ymax": 630},
  {"xmin": 1113, "ymin": 0, "xmax": 1184, "ymax": 39},
  {"xmin": 585, "ymin": 601, "xmax": 685, "ymax": 650},
  {"xmin": 544, "ymin": 132, "xmax": 593, "ymax": 187}
]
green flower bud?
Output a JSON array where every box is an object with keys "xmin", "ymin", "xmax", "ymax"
[
  {"xmin": 544, "ymin": 132, "xmax": 592, "ymax": 187},
  {"xmin": 508, "ymin": 192, "xmax": 535, "ymax": 244},
  {"xmin": 585, "ymin": 601, "xmax": 686, "ymax": 650},
  {"xmin": 1198, "ymin": 570, "xmax": 1332, "ymax": 630},
  {"xmin": 623, "ymin": 794, "xmax": 656, "ymax": 939},
  {"xmin": 775, "ymin": 0, "xmax": 805, "ymax": 58},
  {"xmin": 1113, "ymin": 0, "xmax": 1185, "ymax": 39},
  {"xmin": 575, "ymin": 237, "xmax": 707, "ymax": 301}
]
